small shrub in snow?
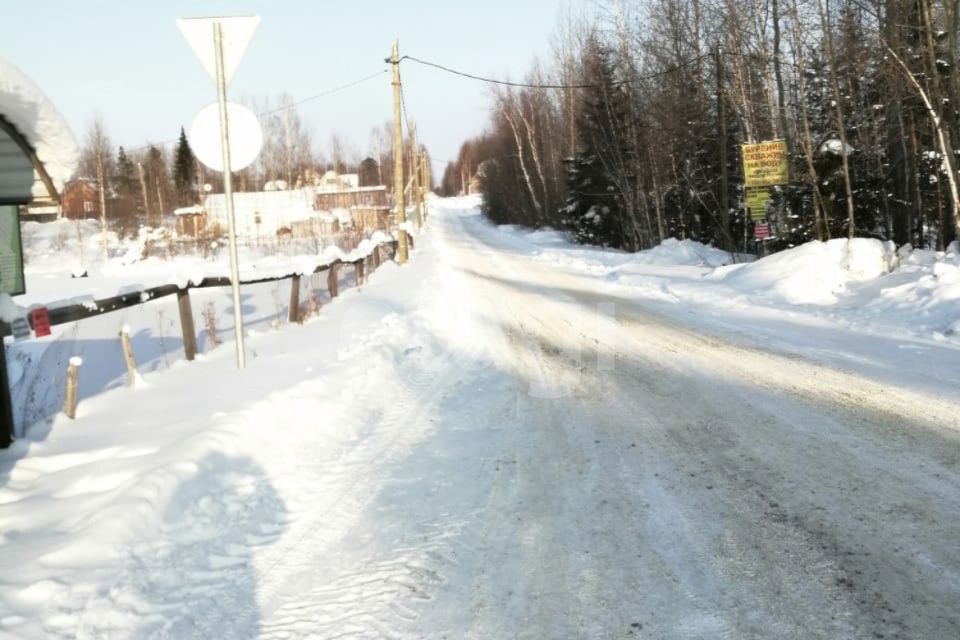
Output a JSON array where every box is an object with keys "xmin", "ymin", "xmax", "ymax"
[
  {"xmin": 202, "ymin": 302, "xmax": 219, "ymax": 350},
  {"xmin": 305, "ymin": 292, "xmax": 321, "ymax": 321}
]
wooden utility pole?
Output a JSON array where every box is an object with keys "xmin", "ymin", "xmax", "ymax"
[
  {"xmin": 423, "ymin": 150, "xmax": 431, "ymax": 194},
  {"xmin": 391, "ymin": 41, "xmax": 408, "ymax": 264},
  {"xmin": 421, "ymin": 149, "xmax": 430, "ymax": 221},
  {"xmin": 716, "ymin": 43, "xmax": 731, "ymax": 246},
  {"xmin": 408, "ymin": 121, "xmax": 423, "ymax": 230}
]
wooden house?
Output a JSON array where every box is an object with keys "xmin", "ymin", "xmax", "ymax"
[{"xmin": 61, "ymin": 179, "xmax": 99, "ymax": 219}]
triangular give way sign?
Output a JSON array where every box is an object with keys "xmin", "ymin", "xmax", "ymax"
[{"xmin": 177, "ymin": 15, "xmax": 260, "ymax": 87}]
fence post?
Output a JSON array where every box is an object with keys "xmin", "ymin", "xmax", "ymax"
[
  {"xmin": 1, "ymin": 341, "xmax": 14, "ymax": 447},
  {"xmin": 64, "ymin": 357, "xmax": 81, "ymax": 419},
  {"xmin": 289, "ymin": 274, "xmax": 301, "ymax": 323},
  {"xmin": 120, "ymin": 327, "xmax": 137, "ymax": 386},
  {"xmin": 177, "ymin": 289, "xmax": 198, "ymax": 362},
  {"xmin": 355, "ymin": 260, "xmax": 365, "ymax": 286},
  {"xmin": 372, "ymin": 244, "xmax": 381, "ymax": 270},
  {"xmin": 327, "ymin": 263, "xmax": 339, "ymax": 298}
]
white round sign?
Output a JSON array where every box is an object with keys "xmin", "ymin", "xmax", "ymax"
[{"xmin": 189, "ymin": 102, "xmax": 263, "ymax": 172}]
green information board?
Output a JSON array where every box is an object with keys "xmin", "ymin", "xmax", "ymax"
[{"xmin": 0, "ymin": 205, "xmax": 25, "ymax": 295}]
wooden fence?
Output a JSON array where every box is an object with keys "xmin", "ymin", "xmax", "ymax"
[{"xmin": 0, "ymin": 239, "xmax": 401, "ymax": 448}]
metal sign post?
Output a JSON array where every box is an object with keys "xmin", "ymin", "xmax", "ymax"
[
  {"xmin": 213, "ymin": 21, "xmax": 245, "ymax": 369},
  {"xmin": 179, "ymin": 15, "xmax": 260, "ymax": 370}
]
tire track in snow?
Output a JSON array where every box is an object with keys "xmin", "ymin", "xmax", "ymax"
[
  {"xmin": 255, "ymin": 313, "xmax": 483, "ymax": 638},
  {"xmin": 437, "ymin": 208, "xmax": 960, "ymax": 638}
]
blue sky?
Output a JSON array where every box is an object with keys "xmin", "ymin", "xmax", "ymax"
[{"xmin": 4, "ymin": 0, "xmax": 568, "ymax": 175}]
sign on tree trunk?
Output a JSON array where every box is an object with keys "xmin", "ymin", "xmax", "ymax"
[{"xmin": 741, "ymin": 140, "xmax": 788, "ymax": 188}]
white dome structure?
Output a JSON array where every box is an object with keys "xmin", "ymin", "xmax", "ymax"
[{"xmin": 0, "ymin": 56, "xmax": 79, "ymax": 203}]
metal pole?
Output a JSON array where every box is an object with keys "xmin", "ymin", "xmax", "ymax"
[
  {"xmin": 391, "ymin": 41, "xmax": 408, "ymax": 264},
  {"xmin": 1, "ymin": 340, "xmax": 14, "ymax": 448},
  {"xmin": 214, "ymin": 21, "xmax": 246, "ymax": 369}
]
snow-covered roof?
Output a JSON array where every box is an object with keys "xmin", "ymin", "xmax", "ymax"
[
  {"xmin": 24, "ymin": 204, "xmax": 58, "ymax": 215},
  {"xmin": 263, "ymin": 179, "xmax": 289, "ymax": 191},
  {"xmin": 204, "ymin": 187, "xmax": 319, "ymax": 236},
  {"xmin": 0, "ymin": 57, "xmax": 80, "ymax": 201},
  {"xmin": 174, "ymin": 205, "xmax": 205, "ymax": 216},
  {"xmin": 316, "ymin": 171, "xmax": 361, "ymax": 192}
]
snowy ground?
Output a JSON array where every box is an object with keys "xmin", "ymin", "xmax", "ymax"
[
  {"xmin": 3, "ymin": 220, "xmax": 389, "ymax": 435},
  {"xmin": 1, "ymin": 196, "xmax": 959, "ymax": 639}
]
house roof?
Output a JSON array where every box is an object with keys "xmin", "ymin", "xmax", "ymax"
[
  {"xmin": 317, "ymin": 171, "xmax": 360, "ymax": 192},
  {"xmin": 174, "ymin": 205, "xmax": 205, "ymax": 216},
  {"xmin": 204, "ymin": 188, "xmax": 317, "ymax": 222}
]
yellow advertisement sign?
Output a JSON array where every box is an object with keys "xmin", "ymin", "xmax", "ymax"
[
  {"xmin": 741, "ymin": 140, "xmax": 788, "ymax": 188},
  {"xmin": 745, "ymin": 187, "xmax": 771, "ymax": 221}
]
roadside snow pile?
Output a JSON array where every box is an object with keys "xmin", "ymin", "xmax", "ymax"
[
  {"xmin": 489, "ymin": 210, "xmax": 958, "ymax": 343},
  {"xmin": 522, "ymin": 233, "xmax": 734, "ymax": 276},
  {"xmin": 718, "ymin": 238, "xmax": 897, "ymax": 305},
  {"xmin": 523, "ymin": 228, "xmax": 571, "ymax": 246},
  {"xmin": 624, "ymin": 238, "xmax": 733, "ymax": 268},
  {"xmin": 866, "ymin": 241, "xmax": 960, "ymax": 337},
  {"xmin": 604, "ymin": 239, "xmax": 737, "ymax": 289}
]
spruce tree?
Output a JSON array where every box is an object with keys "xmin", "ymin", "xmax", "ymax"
[
  {"xmin": 112, "ymin": 146, "xmax": 140, "ymax": 233},
  {"xmin": 173, "ymin": 127, "xmax": 197, "ymax": 206},
  {"xmin": 562, "ymin": 36, "xmax": 632, "ymax": 247},
  {"xmin": 113, "ymin": 146, "xmax": 138, "ymax": 200}
]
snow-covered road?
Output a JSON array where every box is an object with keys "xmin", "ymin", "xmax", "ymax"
[
  {"xmin": 357, "ymin": 201, "xmax": 960, "ymax": 639},
  {"xmin": 2, "ymin": 198, "xmax": 959, "ymax": 639}
]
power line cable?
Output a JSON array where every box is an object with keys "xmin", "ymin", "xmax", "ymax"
[
  {"xmin": 258, "ymin": 69, "xmax": 388, "ymax": 115},
  {"xmin": 398, "ymin": 53, "xmax": 711, "ymax": 89},
  {"xmin": 124, "ymin": 69, "xmax": 388, "ymax": 154}
]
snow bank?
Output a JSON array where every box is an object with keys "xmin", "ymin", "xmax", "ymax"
[
  {"xmin": 492, "ymin": 224, "xmax": 735, "ymax": 277},
  {"xmin": 719, "ymin": 238, "xmax": 897, "ymax": 305},
  {"xmin": 0, "ymin": 210, "xmax": 440, "ymax": 638},
  {"xmin": 472, "ymin": 206, "xmax": 957, "ymax": 344},
  {"xmin": 625, "ymin": 238, "xmax": 734, "ymax": 268},
  {"xmin": 517, "ymin": 228, "xmax": 570, "ymax": 247}
]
